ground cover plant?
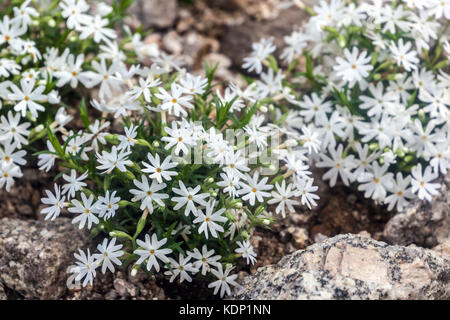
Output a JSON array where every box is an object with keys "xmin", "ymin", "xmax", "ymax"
[
  {"xmin": 242, "ymin": 0, "xmax": 450, "ymax": 212},
  {"xmin": 32, "ymin": 0, "xmax": 320, "ymax": 297}
]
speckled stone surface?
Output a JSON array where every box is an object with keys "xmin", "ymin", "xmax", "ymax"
[
  {"xmin": 0, "ymin": 217, "xmax": 89, "ymax": 299},
  {"xmin": 232, "ymin": 234, "xmax": 450, "ymax": 300}
]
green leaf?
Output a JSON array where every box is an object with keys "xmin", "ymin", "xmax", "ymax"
[
  {"xmin": 46, "ymin": 123, "xmax": 64, "ymax": 157},
  {"xmin": 79, "ymin": 99, "xmax": 90, "ymax": 128},
  {"xmin": 133, "ymin": 213, "xmax": 147, "ymax": 239},
  {"xmin": 110, "ymin": 230, "xmax": 133, "ymax": 241}
]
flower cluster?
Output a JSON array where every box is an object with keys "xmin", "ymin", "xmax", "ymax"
[
  {"xmin": 242, "ymin": 0, "xmax": 450, "ymax": 212},
  {"xmin": 36, "ymin": 1, "xmax": 320, "ymax": 298},
  {"xmin": 0, "ymin": 0, "xmax": 153, "ymax": 191}
]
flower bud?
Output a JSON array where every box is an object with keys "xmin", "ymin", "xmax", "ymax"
[
  {"xmin": 205, "ymin": 177, "xmax": 214, "ymax": 184},
  {"xmin": 48, "ymin": 19, "xmax": 56, "ymax": 27},
  {"xmin": 285, "ymin": 139, "xmax": 297, "ymax": 147},
  {"xmin": 35, "ymin": 124, "xmax": 44, "ymax": 133},
  {"xmin": 260, "ymin": 105, "xmax": 268, "ymax": 113}
]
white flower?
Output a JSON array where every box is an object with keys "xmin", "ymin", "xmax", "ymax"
[
  {"xmin": 295, "ymin": 177, "xmax": 319, "ymax": 210},
  {"xmin": 0, "ymin": 58, "xmax": 21, "ymax": 77},
  {"xmin": 0, "ymin": 140, "xmax": 26, "ymax": 166},
  {"xmin": 333, "ymin": 47, "xmax": 373, "ymax": 83},
  {"xmin": 38, "ymin": 140, "xmax": 57, "ymax": 172},
  {"xmin": 8, "ymin": 78, "xmax": 47, "ymax": 117},
  {"xmin": 60, "ymin": 0, "xmax": 91, "ymax": 30},
  {"xmin": 389, "ymin": 39, "xmax": 419, "ymax": 72},
  {"xmin": 242, "ymin": 38, "xmax": 276, "ymax": 74},
  {"xmin": 64, "ymin": 131, "xmax": 92, "ymax": 160},
  {"xmin": 155, "ymin": 83, "xmax": 194, "ymax": 117},
  {"xmin": 244, "ymin": 124, "xmax": 268, "ymax": 150},
  {"xmin": 411, "ymin": 164, "xmax": 440, "ymax": 201},
  {"xmin": 54, "ymin": 107, "xmax": 73, "ymax": 129},
  {"xmin": 162, "ymin": 122, "xmax": 195, "ymax": 156},
  {"xmin": 357, "ymin": 162, "xmax": 393, "ymax": 201},
  {"xmin": 172, "ymin": 180, "xmax": 209, "ymax": 216},
  {"xmin": 300, "ymin": 126, "xmax": 321, "ymax": 154},
  {"xmin": 316, "ymin": 144, "xmax": 355, "ymax": 187},
  {"xmin": 141, "ymin": 153, "xmax": 178, "ymax": 183},
  {"xmin": 298, "ymin": 93, "xmax": 332, "ymax": 126},
  {"xmin": 86, "ymin": 120, "xmax": 109, "ymax": 151},
  {"xmin": 238, "ymin": 171, "xmax": 273, "ymax": 206},
  {"xmin": 97, "ymin": 190, "xmax": 120, "ymax": 219},
  {"xmin": 40, "ymin": 184, "xmax": 65, "ymax": 221},
  {"xmin": 79, "ymin": 15, "xmax": 116, "ymax": 44},
  {"xmin": 12, "ymin": 0, "xmax": 39, "ymax": 27},
  {"xmin": 0, "ymin": 111, "xmax": 30, "ymax": 148},
  {"xmin": 164, "ymin": 254, "xmax": 198, "ymax": 283},
  {"xmin": 193, "ymin": 200, "xmax": 227, "ymax": 239},
  {"xmin": 134, "ymin": 233, "xmax": 172, "ymax": 272},
  {"xmin": 72, "ymin": 248, "xmax": 98, "ymax": 287},
  {"xmin": 267, "ymin": 180, "xmax": 299, "ymax": 217},
  {"xmin": 80, "ymin": 59, "xmax": 123, "ymax": 99},
  {"xmin": 352, "ymin": 143, "xmax": 380, "ymax": 177},
  {"xmin": 96, "ymin": 146, "xmax": 132, "ymax": 174},
  {"xmin": 359, "ymin": 82, "xmax": 397, "ymax": 118},
  {"xmin": 235, "ymin": 240, "xmax": 257, "ymax": 265},
  {"xmin": 69, "ymin": 192, "xmax": 100, "ymax": 229},
  {"xmin": 62, "ymin": 169, "xmax": 88, "ymax": 199},
  {"xmin": 117, "ymin": 124, "xmax": 137, "ymax": 152},
  {"xmin": 428, "ymin": 0, "xmax": 450, "ymax": 19},
  {"xmin": 208, "ymin": 264, "xmax": 239, "ymax": 298},
  {"xmin": 223, "ymin": 150, "xmax": 250, "ymax": 179},
  {"xmin": 0, "ymin": 16, "xmax": 26, "ymax": 51},
  {"xmin": 384, "ymin": 173, "xmax": 414, "ymax": 211},
  {"xmin": 130, "ymin": 175, "xmax": 168, "ymax": 213},
  {"xmin": 93, "ymin": 238, "xmax": 124, "ymax": 274},
  {"xmin": 54, "ymin": 53, "xmax": 85, "ymax": 88},
  {"xmin": 0, "ymin": 162, "xmax": 22, "ymax": 192},
  {"xmin": 128, "ymin": 76, "xmax": 161, "ymax": 102},
  {"xmin": 217, "ymin": 171, "xmax": 241, "ymax": 198},
  {"xmin": 187, "ymin": 245, "xmax": 221, "ymax": 276},
  {"xmin": 179, "ymin": 73, "xmax": 208, "ymax": 95}
]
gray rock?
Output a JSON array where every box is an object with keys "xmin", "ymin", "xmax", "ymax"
[
  {"xmin": 113, "ymin": 278, "xmax": 139, "ymax": 298},
  {"xmin": 383, "ymin": 172, "xmax": 450, "ymax": 248},
  {"xmin": 128, "ymin": 0, "xmax": 178, "ymax": 29},
  {"xmin": 0, "ymin": 218, "xmax": 89, "ymax": 299},
  {"xmin": 0, "ymin": 283, "xmax": 6, "ymax": 300},
  {"xmin": 232, "ymin": 234, "xmax": 450, "ymax": 300}
]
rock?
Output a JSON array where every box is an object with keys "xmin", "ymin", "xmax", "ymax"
[
  {"xmin": 232, "ymin": 234, "xmax": 450, "ymax": 300},
  {"xmin": 183, "ymin": 32, "xmax": 220, "ymax": 70},
  {"xmin": 383, "ymin": 172, "xmax": 450, "ymax": 248},
  {"xmin": 433, "ymin": 239, "xmax": 450, "ymax": 258},
  {"xmin": 162, "ymin": 31, "xmax": 183, "ymax": 55},
  {"xmin": 0, "ymin": 283, "xmax": 6, "ymax": 300},
  {"xmin": 113, "ymin": 278, "xmax": 139, "ymax": 298},
  {"xmin": 0, "ymin": 218, "xmax": 89, "ymax": 299},
  {"xmin": 128, "ymin": 0, "xmax": 178, "ymax": 29},
  {"xmin": 280, "ymin": 226, "xmax": 309, "ymax": 248},
  {"xmin": 220, "ymin": 7, "xmax": 308, "ymax": 69}
]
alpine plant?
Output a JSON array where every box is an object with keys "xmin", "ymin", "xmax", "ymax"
[
  {"xmin": 37, "ymin": 6, "xmax": 320, "ymax": 298},
  {"xmin": 242, "ymin": 0, "xmax": 450, "ymax": 212},
  {"xmin": 0, "ymin": 0, "xmax": 152, "ymax": 191}
]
